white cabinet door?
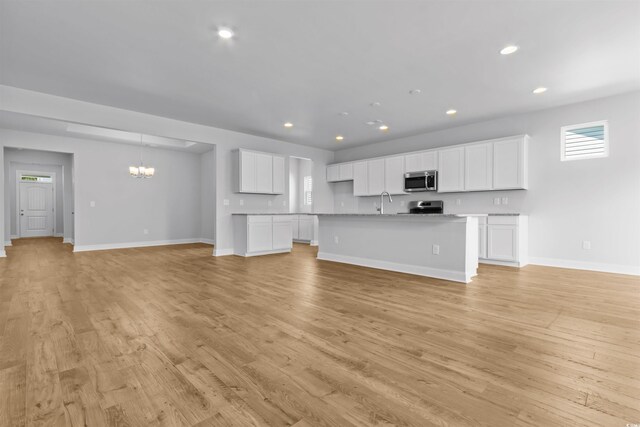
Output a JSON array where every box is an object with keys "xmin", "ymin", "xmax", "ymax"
[
  {"xmin": 487, "ymin": 225, "xmax": 518, "ymax": 261},
  {"xmin": 327, "ymin": 165, "xmax": 340, "ymax": 182},
  {"xmin": 438, "ymin": 147, "xmax": 465, "ymax": 192},
  {"xmin": 255, "ymin": 153, "xmax": 273, "ymax": 193},
  {"xmin": 240, "ymin": 150, "xmax": 257, "ymax": 193},
  {"xmin": 291, "ymin": 216, "xmax": 299, "ymax": 239},
  {"xmin": 353, "ymin": 161, "xmax": 368, "ymax": 196},
  {"xmin": 404, "ymin": 153, "xmax": 422, "ymax": 173},
  {"xmin": 339, "ymin": 163, "xmax": 353, "ymax": 181},
  {"xmin": 422, "ymin": 151, "xmax": 438, "ymax": 171},
  {"xmin": 478, "ymin": 224, "xmax": 487, "ymax": 259},
  {"xmin": 272, "ymin": 156, "xmax": 285, "ymax": 194},
  {"xmin": 272, "ymin": 219, "xmax": 293, "ymax": 250},
  {"xmin": 298, "ymin": 218, "xmax": 313, "ymax": 241},
  {"xmin": 248, "ymin": 219, "xmax": 273, "ymax": 252},
  {"xmin": 367, "ymin": 159, "xmax": 385, "ymax": 195},
  {"xmin": 464, "ymin": 143, "xmax": 493, "ymax": 191},
  {"xmin": 493, "ymin": 138, "xmax": 525, "ymax": 189},
  {"xmin": 384, "ymin": 156, "xmax": 405, "ymax": 195}
]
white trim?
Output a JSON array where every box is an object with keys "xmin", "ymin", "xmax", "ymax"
[
  {"xmin": 0, "ymin": 250, "xmax": 6, "ymax": 258},
  {"xmin": 63, "ymin": 238, "xmax": 74, "ymax": 245},
  {"xmin": 480, "ymin": 258, "xmax": 527, "ymax": 268},
  {"xmin": 199, "ymin": 238, "xmax": 215, "ymax": 245},
  {"xmin": 317, "ymin": 252, "xmax": 474, "ymax": 283},
  {"xmin": 54, "ymin": 233, "xmax": 63, "ymax": 238},
  {"xmin": 529, "ymin": 257, "xmax": 640, "ymax": 276},
  {"xmin": 310, "ymin": 240, "xmax": 318, "ymax": 247},
  {"xmin": 73, "ymin": 238, "xmax": 202, "ymax": 253},
  {"xmin": 213, "ymin": 248, "xmax": 234, "ymax": 257},
  {"xmin": 236, "ymin": 248, "xmax": 291, "ymax": 257},
  {"xmin": 10, "ymin": 235, "xmax": 18, "ymax": 240},
  {"xmin": 16, "ymin": 169, "xmax": 57, "ymax": 238},
  {"xmin": 4, "ymin": 241, "xmax": 12, "ymax": 247}
]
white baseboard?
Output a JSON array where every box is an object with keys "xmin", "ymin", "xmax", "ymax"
[
  {"xmin": 10, "ymin": 235, "xmax": 18, "ymax": 240},
  {"xmin": 480, "ymin": 258, "xmax": 526, "ymax": 268},
  {"xmin": 213, "ymin": 248, "xmax": 234, "ymax": 257},
  {"xmin": 54, "ymin": 233, "xmax": 64, "ymax": 238},
  {"xmin": 236, "ymin": 248, "xmax": 291, "ymax": 257},
  {"xmin": 310, "ymin": 240, "xmax": 318, "ymax": 247},
  {"xmin": 0, "ymin": 250, "xmax": 6, "ymax": 258},
  {"xmin": 199, "ymin": 238, "xmax": 215, "ymax": 245},
  {"xmin": 73, "ymin": 238, "xmax": 202, "ymax": 253},
  {"xmin": 317, "ymin": 252, "xmax": 473, "ymax": 283},
  {"xmin": 529, "ymin": 257, "xmax": 640, "ymax": 276},
  {"xmin": 63, "ymin": 238, "xmax": 74, "ymax": 245},
  {"xmin": 4, "ymin": 240, "xmax": 12, "ymax": 247}
]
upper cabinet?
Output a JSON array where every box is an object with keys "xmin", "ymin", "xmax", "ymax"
[
  {"xmin": 236, "ymin": 149, "xmax": 285, "ymax": 194},
  {"xmin": 493, "ymin": 137, "xmax": 528, "ymax": 190},
  {"xmin": 464, "ymin": 142, "xmax": 493, "ymax": 191},
  {"xmin": 327, "ymin": 163, "xmax": 354, "ymax": 182},
  {"xmin": 438, "ymin": 147, "xmax": 465, "ymax": 193},
  {"xmin": 404, "ymin": 150, "xmax": 438, "ymax": 173},
  {"xmin": 326, "ymin": 135, "xmax": 528, "ymax": 196}
]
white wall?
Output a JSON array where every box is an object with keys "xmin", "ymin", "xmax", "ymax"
[
  {"xmin": 0, "ymin": 129, "xmax": 204, "ymax": 249},
  {"xmin": 332, "ymin": 91, "xmax": 640, "ymax": 275},
  {"xmin": 200, "ymin": 148, "xmax": 216, "ymax": 244},
  {"xmin": 4, "ymin": 148, "xmax": 73, "ymax": 242},
  {"xmin": 0, "ymin": 85, "xmax": 335, "ymax": 255}
]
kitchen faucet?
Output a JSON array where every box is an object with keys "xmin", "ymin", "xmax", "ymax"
[{"xmin": 378, "ymin": 191, "xmax": 392, "ymax": 214}]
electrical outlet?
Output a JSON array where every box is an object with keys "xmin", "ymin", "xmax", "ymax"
[
  {"xmin": 239, "ymin": 199, "xmax": 244, "ymax": 206},
  {"xmin": 143, "ymin": 229, "xmax": 149, "ymax": 235},
  {"xmin": 502, "ymin": 197, "xmax": 509, "ymax": 205},
  {"xmin": 432, "ymin": 244, "xmax": 440, "ymax": 255},
  {"xmin": 334, "ymin": 236, "xmax": 339, "ymax": 244},
  {"xmin": 582, "ymin": 240, "xmax": 591, "ymax": 250},
  {"xmin": 282, "ymin": 200, "xmax": 287, "ymax": 206},
  {"xmin": 456, "ymin": 199, "xmax": 461, "ymax": 205},
  {"xmin": 340, "ymin": 201, "xmax": 345, "ymax": 207},
  {"xmin": 493, "ymin": 198, "xmax": 501, "ymax": 205},
  {"xmin": 90, "ymin": 201, "xmax": 96, "ymax": 208},
  {"xmin": 223, "ymin": 199, "xmax": 229, "ymax": 206},
  {"xmin": 268, "ymin": 200, "xmax": 273, "ymax": 207},
  {"xmin": 400, "ymin": 200, "xmax": 405, "ymax": 207}
]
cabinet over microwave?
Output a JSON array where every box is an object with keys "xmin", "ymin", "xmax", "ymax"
[{"xmin": 404, "ymin": 170, "xmax": 438, "ymax": 192}]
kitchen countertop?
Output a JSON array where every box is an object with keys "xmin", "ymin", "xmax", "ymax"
[
  {"xmin": 232, "ymin": 213, "xmax": 317, "ymax": 215},
  {"xmin": 232, "ymin": 212, "xmax": 522, "ymax": 216}
]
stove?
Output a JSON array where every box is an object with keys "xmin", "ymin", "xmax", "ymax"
[{"xmin": 407, "ymin": 200, "xmax": 444, "ymax": 214}]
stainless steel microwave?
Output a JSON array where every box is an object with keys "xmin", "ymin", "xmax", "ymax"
[{"xmin": 404, "ymin": 170, "xmax": 438, "ymax": 192}]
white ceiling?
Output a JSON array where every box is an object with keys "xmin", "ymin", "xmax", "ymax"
[{"xmin": 1, "ymin": 0, "xmax": 639, "ymax": 151}]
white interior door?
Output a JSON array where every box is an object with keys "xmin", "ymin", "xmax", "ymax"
[{"xmin": 20, "ymin": 182, "xmax": 54, "ymax": 238}]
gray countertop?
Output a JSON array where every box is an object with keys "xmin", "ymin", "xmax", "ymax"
[
  {"xmin": 233, "ymin": 212, "xmax": 521, "ymax": 216},
  {"xmin": 232, "ymin": 212, "xmax": 317, "ymax": 215}
]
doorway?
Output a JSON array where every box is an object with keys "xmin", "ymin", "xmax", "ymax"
[{"xmin": 17, "ymin": 171, "xmax": 55, "ymax": 238}]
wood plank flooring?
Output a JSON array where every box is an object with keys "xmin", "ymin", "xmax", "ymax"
[{"xmin": 0, "ymin": 237, "xmax": 638, "ymax": 426}]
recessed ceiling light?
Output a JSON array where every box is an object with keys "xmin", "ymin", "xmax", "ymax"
[
  {"xmin": 335, "ymin": 135, "xmax": 344, "ymax": 141},
  {"xmin": 446, "ymin": 109, "xmax": 457, "ymax": 115},
  {"xmin": 500, "ymin": 45, "xmax": 518, "ymax": 55},
  {"xmin": 532, "ymin": 87, "xmax": 547, "ymax": 94},
  {"xmin": 379, "ymin": 125, "xmax": 389, "ymax": 131},
  {"xmin": 339, "ymin": 112, "xmax": 349, "ymax": 116},
  {"xmin": 370, "ymin": 102, "xmax": 381, "ymax": 107},
  {"xmin": 409, "ymin": 89, "xmax": 422, "ymax": 95},
  {"xmin": 283, "ymin": 122, "xmax": 293, "ymax": 128},
  {"xmin": 217, "ymin": 27, "xmax": 234, "ymax": 39}
]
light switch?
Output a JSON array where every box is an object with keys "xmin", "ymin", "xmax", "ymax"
[
  {"xmin": 493, "ymin": 198, "xmax": 501, "ymax": 205},
  {"xmin": 239, "ymin": 199, "xmax": 244, "ymax": 206},
  {"xmin": 582, "ymin": 240, "xmax": 591, "ymax": 250},
  {"xmin": 223, "ymin": 199, "xmax": 229, "ymax": 206},
  {"xmin": 501, "ymin": 197, "xmax": 509, "ymax": 205},
  {"xmin": 432, "ymin": 244, "xmax": 440, "ymax": 255},
  {"xmin": 456, "ymin": 199, "xmax": 461, "ymax": 205},
  {"xmin": 400, "ymin": 200, "xmax": 405, "ymax": 207},
  {"xmin": 90, "ymin": 201, "xmax": 96, "ymax": 208}
]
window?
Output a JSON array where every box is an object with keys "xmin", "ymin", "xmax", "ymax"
[
  {"xmin": 303, "ymin": 175, "xmax": 313, "ymax": 205},
  {"xmin": 561, "ymin": 120, "xmax": 608, "ymax": 161},
  {"xmin": 20, "ymin": 174, "xmax": 53, "ymax": 183}
]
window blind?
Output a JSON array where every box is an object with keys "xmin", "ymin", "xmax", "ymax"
[{"xmin": 561, "ymin": 121, "xmax": 608, "ymax": 161}]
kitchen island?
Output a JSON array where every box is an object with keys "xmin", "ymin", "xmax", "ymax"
[{"xmin": 316, "ymin": 214, "xmax": 481, "ymax": 283}]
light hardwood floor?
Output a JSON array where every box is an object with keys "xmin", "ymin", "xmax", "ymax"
[{"xmin": 0, "ymin": 237, "xmax": 638, "ymax": 426}]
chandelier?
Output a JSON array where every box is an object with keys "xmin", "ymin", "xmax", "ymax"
[{"xmin": 129, "ymin": 134, "xmax": 155, "ymax": 178}]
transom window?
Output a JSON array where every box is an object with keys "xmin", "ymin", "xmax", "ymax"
[
  {"xmin": 561, "ymin": 120, "xmax": 608, "ymax": 161},
  {"xmin": 20, "ymin": 174, "xmax": 53, "ymax": 183}
]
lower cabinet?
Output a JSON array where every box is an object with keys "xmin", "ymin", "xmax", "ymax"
[
  {"xmin": 292, "ymin": 215, "xmax": 317, "ymax": 243},
  {"xmin": 233, "ymin": 215, "xmax": 293, "ymax": 256},
  {"xmin": 478, "ymin": 215, "xmax": 528, "ymax": 267}
]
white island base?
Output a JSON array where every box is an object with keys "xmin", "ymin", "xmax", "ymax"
[{"xmin": 316, "ymin": 214, "xmax": 480, "ymax": 283}]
